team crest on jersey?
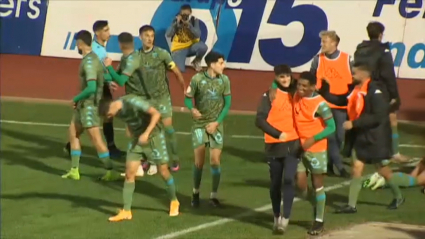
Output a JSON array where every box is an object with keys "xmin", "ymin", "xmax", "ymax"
[
  {"xmin": 152, "ymin": 52, "xmax": 158, "ymax": 58},
  {"xmin": 218, "ymin": 79, "xmax": 223, "ymax": 85}
]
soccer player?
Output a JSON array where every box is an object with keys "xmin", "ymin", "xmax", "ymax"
[
  {"xmin": 185, "ymin": 51, "xmax": 231, "ymax": 208},
  {"xmin": 99, "ymin": 95, "xmax": 180, "ymax": 221},
  {"xmin": 64, "ymin": 20, "xmax": 122, "ymax": 159},
  {"xmin": 61, "ymin": 30, "xmax": 119, "ymax": 181},
  {"xmin": 138, "ymin": 25, "xmax": 186, "ymax": 172},
  {"xmin": 318, "ymin": 62, "xmax": 417, "ymax": 213},
  {"xmin": 255, "ymin": 65, "xmax": 301, "ymax": 233},
  {"xmin": 294, "ymin": 71, "xmax": 336, "ymax": 235}
]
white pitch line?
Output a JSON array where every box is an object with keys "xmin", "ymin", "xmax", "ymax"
[
  {"xmin": 1, "ymin": 119, "xmax": 424, "ymax": 149},
  {"xmin": 153, "ymin": 179, "xmax": 355, "ymax": 239}
]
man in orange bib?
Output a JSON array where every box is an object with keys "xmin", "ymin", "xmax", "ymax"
[
  {"xmin": 318, "ymin": 62, "xmax": 418, "ymax": 213},
  {"xmin": 293, "ymin": 71, "xmax": 336, "ymax": 236},
  {"xmin": 311, "ymin": 30, "xmax": 351, "ymax": 178},
  {"xmin": 255, "ymin": 65, "xmax": 301, "ymax": 234}
]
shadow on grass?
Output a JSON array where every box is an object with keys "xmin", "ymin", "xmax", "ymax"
[
  {"xmin": 384, "ymin": 225, "xmax": 425, "ymax": 238},
  {"xmin": 223, "ymin": 146, "xmax": 266, "ymax": 164},
  {"xmin": 1, "ymin": 127, "xmax": 124, "ymax": 176}
]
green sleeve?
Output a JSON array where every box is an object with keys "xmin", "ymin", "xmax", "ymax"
[
  {"xmin": 107, "ymin": 66, "xmax": 129, "ymax": 86},
  {"xmin": 271, "ymin": 80, "xmax": 278, "ymax": 89},
  {"xmin": 124, "ymin": 96, "xmax": 151, "ymax": 113},
  {"xmin": 122, "ymin": 54, "xmax": 139, "ymax": 76},
  {"xmin": 184, "ymin": 97, "xmax": 194, "ymax": 110},
  {"xmin": 313, "ymin": 102, "xmax": 336, "ymax": 141},
  {"xmin": 223, "ymin": 76, "xmax": 231, "ymax": 95},
  {"xmin": 84, "ymin": 57, "xmax": 98, "ymax": 81},
  {"xmin": 73, "ymin": 81, "xmax": 96, "ymax": 102},
  {"xmin": 217, "ymin": 95, "xmax": 231, "ymax": 123}
]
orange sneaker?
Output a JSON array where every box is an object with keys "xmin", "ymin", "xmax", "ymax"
[
  {"xmin": 169, "ymin": 200, "xmax": 180, "ymax": 217},
  {"xmin": 108, "ymin": 209, "xmax": 132, "ymax": 222}
]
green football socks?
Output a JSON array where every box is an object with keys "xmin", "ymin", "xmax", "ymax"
[
  {"xmin": 98, "ymin": 152, "xmax": 113, "ymax": 170},
  {"xmin": 211, "ymin": 165, "xmax": 221, "ymax": 194},
  {"xmin": 123, "ymin": 182, "xmax": 135, "ymax": 211},
  {"xmin": 392, "ymin": 126, "xmax": 399, "ymax": 155},
  {"xmin": 165, "ymin": 126, "xmax": 179, "ymax": 162},
  {"xmin": 164, "ymin": 176, "xmax": 177, "ymax": 200},
  {"xmin": 70, "ymin": 150, "xmax": 81, "ymax": 168},
  {"xmin": 348, "ymin": 177, "xmax": 363, "ymax": 208},
  {"xmin": 315, "ymin": 187, "xmax": 326, "ymax": 222},
  {"xmin": 395, "ymin": 172, "xmax": 418, "ymax": 187},
  {"xmin": 193, "ymin": 165, "xmax": 203, "ymax": 191}
]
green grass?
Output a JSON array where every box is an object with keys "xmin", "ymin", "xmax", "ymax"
[{"xmin": 1, "ymin": 101, "xmax": 425, "ymax": 239}]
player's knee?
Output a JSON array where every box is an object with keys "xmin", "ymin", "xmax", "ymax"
[
  {"xmin": 283, "ymin": 174, "xmax": 295, "ymax": 186},
  {"xmin": 159, "ymin": 164, "xmax": 170, "ymax": 178}
]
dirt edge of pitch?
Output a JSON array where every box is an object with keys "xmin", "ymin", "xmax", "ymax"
[
  {"xmin": 319, "ymin": 222, "xmax": 425, "ymax": 239},
  {"xmin": 2, "ymin": 96, "xmax": 425, "ymax": 124}
]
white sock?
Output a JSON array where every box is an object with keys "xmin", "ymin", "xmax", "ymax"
[{"xmin": 210, "ymin": 192, "xmax": 217, "ymax": 199}]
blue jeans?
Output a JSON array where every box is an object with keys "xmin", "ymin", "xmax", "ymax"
[
  {"xmin": 327, "ymin": 108, "xmax": 347, "ymax": 171},
  {"xmin": 171, "ymin": 42, "xmax": 208, "ymax": 72}
]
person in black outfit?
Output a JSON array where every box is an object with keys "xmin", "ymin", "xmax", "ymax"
[
  {"xmin": 255, "ymin": 65, "xmax": 301, "ymax": 234},
  {"xmin": 354, "ymin": 21, "xmax": 407, "ymax": 162},
  {"xmin": 319, "ymin": 62, "xmax": 417, "ymax": 213}
]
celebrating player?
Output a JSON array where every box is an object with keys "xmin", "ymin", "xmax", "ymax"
[
  {"xmin": 138, "ymin": 25, "xmax": 186, "ymax": 173},
  {"xmin": 64, "ymin": 20, "xmax": 122, "ymax": 159},
  {"xmin": 255, "ymin": 65, "xmax": 301, "ymax": 234},
  {"xmin": 294, "ymin": 72, "xmax": 336, "ymax": 235},
  {"xmin": 185, "ymin": 51, "xmax": 231, "ymax": 208},
  {"xmin": 61, "ymin": 30, "xmax": 119, "ymax": 181},
  {"xmin": 100, "ymin": 95, "xmax": 180, "ymax": 222},
  {"xmin": 318, "ymin": 62, "xmax": 418, "ymax": 213},
  {"xmin": 103, "ymin": 32, "xmax": 145, "ymax": 177}
]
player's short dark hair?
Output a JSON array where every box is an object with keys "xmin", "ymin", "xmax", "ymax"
[
  {"xmin": 274, "ymin": 64, "xmax": 291, "ymax": 76},
  {"xmin": 204, "ymin": 51, "xmax": 224, "ymax": 67},
  {"xmin": 92, "ymin": 20, "xmax": 108, "ymax": 32},
  {"xmin": 299, "ymin": 71, "xmax": 317, "ymax": 85},
  {"xmin": 180, "ymin": 4, "xmax": 192, "ymax": 12},
  {"xmin": 118, "ymin": 32, "xmax": 134, "ymax": 44},
  {"xmin": 75, "ymin": 30, "xmax": 92, "ymax": 46},
  {"xmin": 367, "ymin": 21, "xmax": 385, "ymax": 40},
  {"xmin": 139, "ymin": 25, "xmax": 155, "ymax": 35},
  {"xmin": 353, "ymin": 61, "xmax": 372, "ymax": 73}
]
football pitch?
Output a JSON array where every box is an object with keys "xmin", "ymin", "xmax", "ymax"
[{"xmin": 1, "ymin": 101, "xmax": 425, "ymax": 239}]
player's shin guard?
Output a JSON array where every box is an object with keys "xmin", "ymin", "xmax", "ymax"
[
  {"xmin": 193, "ymin": 165, "xmax": 203, "ymax": 193},
  {"xmin": 98, "ymin": 152, "xmax": 113, "ymax": 170},
  {"xmin": 103, "ymin": 121, "xmax": 115, "ymax": 148},
  {"xmin": 315, "ymin": 187, "xmax": 326, "ymax": 222},
  {"xmin": 387, "ymin": 176, "xmax": 404, "ymax": 200},
  {"xmin": 210, "ymin": 165, "xmax": 221, "ymax": 198},
  {"xmin": 123, "ymin": 181, "xmax": 135, "ymax": 210},
  {"xmin": 391, "ymin": 172, "xmax": 418, "ymax": 188},
  {"xmin": 164, "ymin": 176, "xmax": 177, "ymax": 201},
  {"xmin": 348, "ymin": 177, "xmax": 362, "ymax": 208},
  {"xmin": 165, "ymin": 126, "xmax": 179, "ymax": 162},
  {"xmin": 392, "ymin": 126, "xmax": 399, "ymax": 155},
  {"xmin": 70, "ymin": 150, "xmax": 81, "ymax": 168}
]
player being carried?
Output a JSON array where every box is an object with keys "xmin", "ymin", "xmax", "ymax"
[
  {"xmin": 61, "ymin": 30, "xmax": 119, "ymax": 181},
  {"xmin": 100, "ymin": 95, "xmax": 180, "ymax": 222},
  {"xmin": 184, "ymin": 51, "xmax": 231, "ymax": 207},
  {"xmin": 138, "ymin": 25, "xmax": 186, "ymax": 173},
  {"xmin": 293, "ymin": 72, "xmax": 336, "ymax": 235},
  {"xmin": 103, "ymin": 32, "xmax": 145, "ymax": 177}
]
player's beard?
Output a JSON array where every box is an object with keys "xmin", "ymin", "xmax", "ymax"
[{"xmin": 78, "ymin": 49, "xmax": 83, "ymax": 55}]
